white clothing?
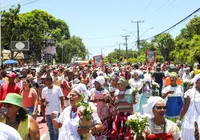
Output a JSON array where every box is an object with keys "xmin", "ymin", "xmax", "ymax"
[
  {"xmin": 181, "ymin": 88, "xmax": 200, "ymax": 140},
  {"xmin": 182, "ymin": 73, "xmax": 191, "ymax": 81},
  {"xmin": 42, "ymin": 85, "xmax": 64, "ymax": 115},
  {"xmin": 16, "ymin": 81, "xmax": 22, "ymax": 89},
  {"xmin": 128, "ymin": 78, "xmax": 143, "ymax": 112},
  {"xmin": 146, "ymin": 118, "xmax": 180, "ymax": 140},
  {"xmin": 162, "ymin": 85, "xmax": 184, "ymax": 101},
  {"xmin": 0, "ymin": 122, "xmax": 22, "ymax": 140},
  {"xmin": 57, "ymin": 106, "xmax": 101, "ymax": 140}
]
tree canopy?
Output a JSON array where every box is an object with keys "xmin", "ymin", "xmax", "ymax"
[
  {"xmin": 1, "ymin": 5, "xmax": 87, "ymax": 63},
  {"xmin": 106, "ymin": 16, "xmax": 200, "ymax": 66}
]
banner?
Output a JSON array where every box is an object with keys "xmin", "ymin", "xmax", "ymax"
[
  {"xmin": 43, "ymin": 46, "xmax": 56, "ymax": 54},
  {"xmin": 93, "ymin": 55, "xmax": 104, "ymax": 68},
  {"xmin": 146, "ymin": 50, "xmax": 156, "ymax": 64}
]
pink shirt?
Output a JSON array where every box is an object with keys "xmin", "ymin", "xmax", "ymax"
[{"xmin": 21, "ymin": 88, "xmax": 37, "ymax": 107}]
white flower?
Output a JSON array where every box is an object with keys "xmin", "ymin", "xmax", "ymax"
[
  {"xmin": 78, "ymin": 106, "xmax": 85, "ymax": 112},
  {"xmin": 88, "ymin": 102, "xmax": 97, "ymax": 112},
  {"xmin": 152, "ymin": 81, "xmax": 160, "ymax": 88},
  {"xmin": 183, "ymin": 79, "xmax": 190, "ymax": 83}
]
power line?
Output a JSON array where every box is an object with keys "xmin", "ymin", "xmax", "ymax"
[
  {"xmin": 0, "ymin": 0, "xmax": 45, "ymax": 11},
  {"xmin": 143, "ymin": 7, "xmax": 200, "ymax": 41},
  {"xmin": 82, "ymin": 34, "xmax": 122, "ymax": 40}
]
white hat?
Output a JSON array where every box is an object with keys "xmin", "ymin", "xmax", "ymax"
[
  {"xmin": 142, "ymin": 96, "xmax": 166, "ymax": 118},
  {"xmin": 185, "ymin": 67, "xmax": 190, "ymax": 71},
  {"xmin": 94, "ymin": 76, "xmax": 105, "ymax": 86},
  {"xmin": 192, "ymin": 73, "xmax": 200, "ymax": 87}
]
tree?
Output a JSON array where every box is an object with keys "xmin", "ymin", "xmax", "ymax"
[
  {"xmin": 56, "ymin": 36, "xmax": 87, "ymax": 63},
  {"xmin": 1, "ymin": 5, "xmax": 88, "ymax": 64},
  {"xmin": 152, "ymin": 33, "xmax": 175, "ymax": 61}
]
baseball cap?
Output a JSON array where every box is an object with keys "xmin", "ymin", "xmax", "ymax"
[
  {"xmin": 7, "ymin": 72, "xmax": 17, "ymax": 78},
  {"xmin": 53, "ymin": 69, "xmax": 59, "ymax": 74}
]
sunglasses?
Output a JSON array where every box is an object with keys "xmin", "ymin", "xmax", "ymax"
[
  {"xmin": 3, "ymin": 103, "xmax": 14, "ymax": 108},
  {"xmin": 154, "ymin": 106, "xmax": 167, "ymax": 110}
]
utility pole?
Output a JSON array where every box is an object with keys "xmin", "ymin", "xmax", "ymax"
[
  {"xmin": 122, "ymin": 35, "xmax": 130, "ymax": 59},
  {"xmin": 131, "ymin": 20, "xmax": 144, "ymax": 51},
  {"xmin": 101, "ymin": 48, "xmax": 103, "ymax": 56},
  {"xmin": 118, "ymin": 43, "xmax": 121, "ymax": 57}
]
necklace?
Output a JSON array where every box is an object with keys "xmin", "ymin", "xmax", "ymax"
[{"xmin": 152, "ymin": 118, "xmax": 166, "ymax": 133}]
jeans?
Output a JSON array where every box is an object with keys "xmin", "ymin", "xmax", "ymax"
[
  {"xmin": 26, "ymin": 106, "xmax": 37, "ymax": 120},
  {"xmin": 46, "ymin": 114, "xmax": 59, "ymax": 140}
]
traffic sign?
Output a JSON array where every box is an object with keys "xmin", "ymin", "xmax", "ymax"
[{"xmin": 42, "ymin": 54, "xmax": 51, "ymax": 60}]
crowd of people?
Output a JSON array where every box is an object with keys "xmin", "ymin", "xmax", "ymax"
[{"xmin": 0, "ymin": 61, "xmax": 199, "ymax": 140}]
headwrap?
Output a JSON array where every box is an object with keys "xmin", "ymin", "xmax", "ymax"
[
  {"xmin": 142, "ymin": 96, "xmax": 166, "ymax": 118},
  {"xmin": 94, "ymin": 76, "xmax": 105, "ymax": 86},
  {"xmin": 191, "ymin": 73, "xmax": 200, "ymax": 88},
  {"xmin": 117, "ymin": 77, "xmax": 129, "ymax": 87},
  {"xmin": 70, "ymin": 83, "xmax": 89, "ymax": 102},
  {"xmin": 169, "ymin": 72, "xmax": 178, "ymax": 78}
]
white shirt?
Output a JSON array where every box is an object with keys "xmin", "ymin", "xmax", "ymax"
[
  {"xmin": 0, "ymin": 122, "xmax": 22, "ymax": 140},
  {"xmin": 42, "ymin": 85, "xmax": 64, "ymax": 115},
  {"xmin": 57, "ymin": 106, "xmax": 101, "ymax": 140}
]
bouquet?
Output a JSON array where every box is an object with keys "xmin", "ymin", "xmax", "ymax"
[
  {"xmin": 151, "ymin": 81, "xmax": 159, "ymax": 91},
  {"xmin": 76, "ymin": 94, "xmax": 97, "ymax": 140},
  {"xmin": 183, "ymin": 79, "xmax": 190, "ymax": 92},
  {"xmin": 126, "ymin": 113, "xmax": 148, "ymax": 139},
  {"xmin": 132, "ymin": 87, "xmax": 139, "ymax": 96}
]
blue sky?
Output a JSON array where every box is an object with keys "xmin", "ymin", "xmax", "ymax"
[{"xmin": 1, "ymin": 0, "xmax": 200, "ymax": 59}]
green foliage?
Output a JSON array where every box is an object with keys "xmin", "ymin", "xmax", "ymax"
[
  {"xmin": 125, "ymin": 113, "xmax": 148, "ymax": 136},
  {"xmin": 107, "ymin": 16, "xmax": 200, "ymax": 65},
  {"xmin": 76, "ymin": 94, "xmax": 94, "ymax": 121},
  {"xmin": 1, "ymin": 5, "xmax": 87, "ymax": 63}
]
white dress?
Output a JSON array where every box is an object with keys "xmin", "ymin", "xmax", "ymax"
[
  {"xmin": 57, "ymin": 106, "xmax": 101, "ymax": 140},
  {"xmin": 128, "ymin": 78, "xmax": 143, "ymax": 112},
  {"xmin": 181, "ymin": 88, "xmax": 200, "ymax": 140}
]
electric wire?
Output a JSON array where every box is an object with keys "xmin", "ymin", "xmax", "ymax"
[{"xmin": 142, "ymin": 7, "xmax": 200, "ymax": 41}]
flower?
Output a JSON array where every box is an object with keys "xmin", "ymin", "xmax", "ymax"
[
  {"xmin": 76, "ymin": 94, "xmax": 96, "ymax": 121},
  {"xmin": 183, "ymin": 79, "xmax": 190, "ymax": 88},
  {"xmin": 132, "ymin": 88, "xmax": 139, "ymax": 96},
  {"xmin": 126, "ymin": 112, "xmax": 148, "ymax": 137},
  {"xmin": 151, "ymin": 81, "xmax": 160, "ymax": 90}
]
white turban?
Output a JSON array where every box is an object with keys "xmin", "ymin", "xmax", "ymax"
[
  {"xmin": 94, "ymin": 76, "xmax": 105, "ymax": 86},
  {"xmin": 69, "ymin": 83, "xmax": 90, "ymax": 102},
  {"xmin": 191, "ymin": 73, "xmax": 200, "ymax": 88},
  {"xmin": 142, "ymin": 96, "xmax": 166, "ymax": 118}
]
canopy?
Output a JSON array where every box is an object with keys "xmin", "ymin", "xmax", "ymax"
[{"xmin": 3, "ymin": 60, "xmax": 18, "ymax": 65}]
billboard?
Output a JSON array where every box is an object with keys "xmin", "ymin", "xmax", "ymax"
[
  {"xmin": 93, "ymin": 55, "xmax": 104, "ymax": 68},
  {"xmin": 146, "ymin": 50, "xmax": 156, "ymax": 64}
]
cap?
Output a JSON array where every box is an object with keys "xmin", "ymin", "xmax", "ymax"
[
  {"xmin": 53, "ymin": 69, "xmax": 59, "ymax": 74},
  {"xmin": 7, "ymin": 72, "xmax": 17, "ymax": 78}
]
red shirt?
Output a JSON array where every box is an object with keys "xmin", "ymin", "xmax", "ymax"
[{"xmin": 0, "ymin": 83, "xmax": 21, "ymax": 100}]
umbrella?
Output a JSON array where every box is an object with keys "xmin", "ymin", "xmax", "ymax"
[{"xmin": 3, "ymin": 60, "xmax": 18, "ymax": 65}]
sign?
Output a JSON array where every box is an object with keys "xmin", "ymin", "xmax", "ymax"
[
  {"xmin": 43, "ymin": 39, "xmax": 56, "ymax": 46},
  {"xmin": 42, "ymin": 54, "xmax": 51, "ymax": 60},
  {"xmin": 146, "ymin": 50, "xmax": 156, "ymax": 64},
  {"xmin": 43, "ymin": 39, "xmax": 56, "ymax": 54},
  {"xmin": 43, "ymin": 46, "xmax": 56, "ymax": 54},
  {"xmin": 11, "ymin": 41, "xmax": 29, "ymax": 51},
  {"xmin": 93, "ymin": 55, "xmax": 104, "ymax": 68}
]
